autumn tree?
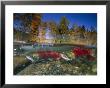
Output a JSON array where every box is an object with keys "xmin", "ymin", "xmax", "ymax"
[
  {"xmin": 79, "ymin": 25, "xmax": 86, "ymax": 38},
  {"xmin": 31, "ymin": 13, "xmax": 41, "ymax": 42},
  {"xmin": 90, "ymin": 26, "xmax": 97, "ymax": 41},
  {"xmin": 14, "ymin": 13, "xmax": 42, "ymax": 43},
  {"xmin": 69, "ymin": 24, "xmax": 79, "ymax": 35},
  {"xmin": 47, "ymin": 21, "xmax": 59, "ymax": 43},
  {"xmin": 90, "ymin": 26, "xmax": 96, "ymax": 32},
  {"xmin": 47, "ymin": 21, "xmax": 58, "ymax": 36}
]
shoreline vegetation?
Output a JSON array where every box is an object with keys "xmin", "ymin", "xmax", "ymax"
[{"xmin": 14, "ymin": 13, "xmax": 97, "ymax": 46}]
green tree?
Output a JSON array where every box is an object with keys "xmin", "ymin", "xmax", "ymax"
[
  {"xmin": 58, "ymin": 16, "xmax": 69, "ymax": 43},
  {"xmin": 58, "ymin": 16, "xmax": 69, "ymax": 35}
]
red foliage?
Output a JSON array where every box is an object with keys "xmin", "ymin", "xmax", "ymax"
[
  {"xmin": 72, "ymin": 47, "xmax": 92, "ymax": 57},
  {"xmin": 37, "ymin": 51, "xmax": 61, "ymax": 60}
]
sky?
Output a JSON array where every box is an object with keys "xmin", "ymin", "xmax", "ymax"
[
  {"xmin": 41, "ymin": 13, "xmax": 97, "ymax": 29},
  {"xmin": 14, "ymin": 13, "xmax": 97, "ymax": 31}
]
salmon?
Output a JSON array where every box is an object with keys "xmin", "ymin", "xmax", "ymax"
[
  {"xmin": 72, "ymin": 47, "xmax": 92, "ymax": 57},
  {"xmin": 36, "ymin": 51, "xmax": 61, "ymax": 60},
  {"xmin": 31, "ymin": 51, "xmax": 70, "ymax": 61}
]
